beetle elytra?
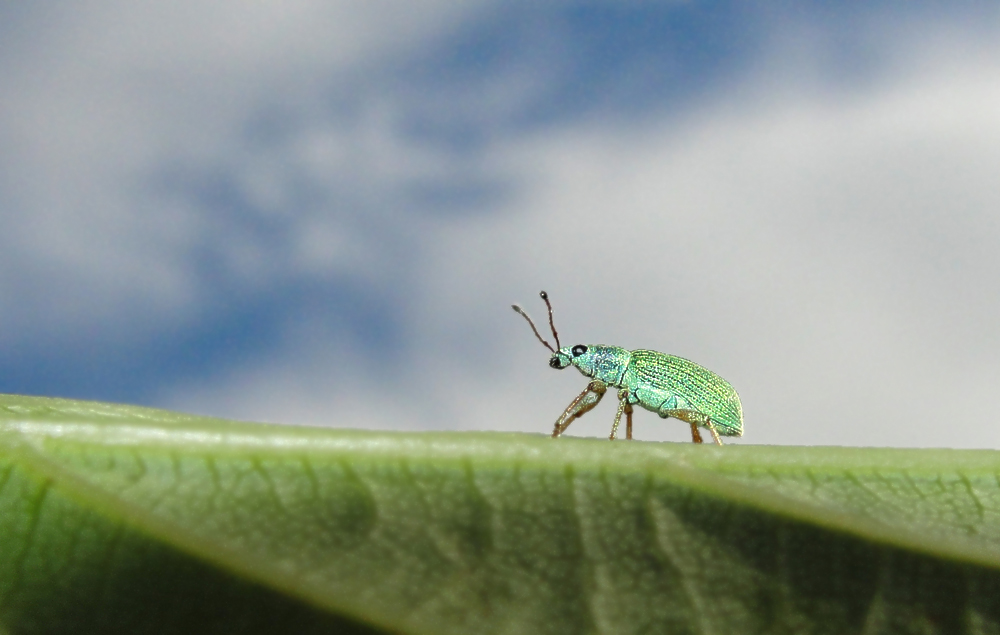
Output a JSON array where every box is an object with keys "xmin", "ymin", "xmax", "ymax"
[{"xmin": 512, "ymin": 290, "xmax": 743, "ymax": 445}]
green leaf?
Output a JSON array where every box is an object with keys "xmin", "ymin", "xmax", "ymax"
[{"xmin": 2, "ymin": 394, "xmax": 1000, "ymax": 634}]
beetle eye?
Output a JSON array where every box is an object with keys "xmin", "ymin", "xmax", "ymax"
[{"xmin": 571, "ymin": 345, "xmax": 588, "ymax": 357}]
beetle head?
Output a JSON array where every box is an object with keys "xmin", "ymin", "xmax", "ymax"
[
  {"xmin": 549, "ymin": 343, "xmax": 589, "ymax": 371},
  {"xmin": 549, "ymin": 350, "xmax": 571, "ymax": 369},
  {"xmin": 561, "ymin": 343, "xmax": 596, "ymax": 372},
  {"xmin": 561, "ymin": 344, "xmax": 632, "ymax": 384}
]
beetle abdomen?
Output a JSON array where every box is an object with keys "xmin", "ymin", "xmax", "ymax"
[{"xmin": 625, "ymin": 349, "xmax": 743, "ymax": 436}]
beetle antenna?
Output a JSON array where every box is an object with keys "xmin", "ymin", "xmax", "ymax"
[
  {"xmin": 538, "ymin": 290, "xmax": 561, "ymax": 351},
  {"xmin": 511, "ymin": 303, "xmax": 556, "ymax": 354}
]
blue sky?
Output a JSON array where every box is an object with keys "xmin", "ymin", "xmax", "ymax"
[{"xmin": 1, "ymin": 2, "xmax": 999, "ymax": 447}]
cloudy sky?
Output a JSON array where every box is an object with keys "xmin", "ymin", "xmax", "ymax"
[{"xmin": 1, "ymin": 2, "xmax": 999, "ymax": 448}]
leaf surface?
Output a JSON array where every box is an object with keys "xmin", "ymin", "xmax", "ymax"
[{"xmin": 1, "ymin": 394, "xmax": 1000, "ymax": 634}]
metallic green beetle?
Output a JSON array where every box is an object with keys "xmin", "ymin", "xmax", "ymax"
[{"xmin": 512, "ymin": 291, "xmax": 743, "ymax": 445}]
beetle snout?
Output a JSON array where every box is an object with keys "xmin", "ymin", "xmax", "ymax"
[{"xmin": 549, "ymin": 355, "xmax": 568, "ymax": 369}]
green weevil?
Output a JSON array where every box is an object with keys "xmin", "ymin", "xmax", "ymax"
[{"xmin": 512, "ymin": 290, "xmax": 743, "ymax": 445}]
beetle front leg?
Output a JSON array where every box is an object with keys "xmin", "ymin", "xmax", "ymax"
[{"xmin": 553, "ymin": 380, "xmax": 607, "ymax": 437}]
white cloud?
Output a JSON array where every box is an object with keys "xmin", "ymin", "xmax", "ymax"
[
  {"xmin": 0, "ymin": 1, "xmax": 490, "ymax": 344},
  {"xmin": 171, "ymin": 18, "xmax": 1000, "ymax": 449}
]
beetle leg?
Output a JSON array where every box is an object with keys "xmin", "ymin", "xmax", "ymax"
[
  {"xmin": 609, "ymin": 389, "xmax": 633, "ymax": 440},
  {"xmin": 705, "ymin": 421, "xmax": 722, "ymax": 445},
  {"xmin": 553, "ymin": 380, "xmax": 607, "ymax": 437},
  {"xmin": 688, "ymin": 422, "xmax": 703, "ymax": 444},
  {"xmin": 661, "ymin": 408, "xmax": 724, "ymax": 446}
]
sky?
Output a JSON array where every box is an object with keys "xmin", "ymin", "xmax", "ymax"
[{"xmin": 1, "ymin": 1, "xmax": 999, "ymax": 448}]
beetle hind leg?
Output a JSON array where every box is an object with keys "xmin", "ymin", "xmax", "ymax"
[
  {"xmin": 705, "ymin": 422, "xmax": 722, "ymax": 445},
  {"xmin": 661, "ymin": 408, "xmax": 724, "ymax": 446},
  {"xmin": 688, "ymin": 422, "xmax": 703, "ymax": 444},
  {"xmin": 553, "ymin": 380, "xmax": 607, "ymax": 437}
]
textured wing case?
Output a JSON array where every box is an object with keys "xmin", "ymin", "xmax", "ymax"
[{"xmin": 626, "ymin": 349, "xmax": 743, "ymax": 436}]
